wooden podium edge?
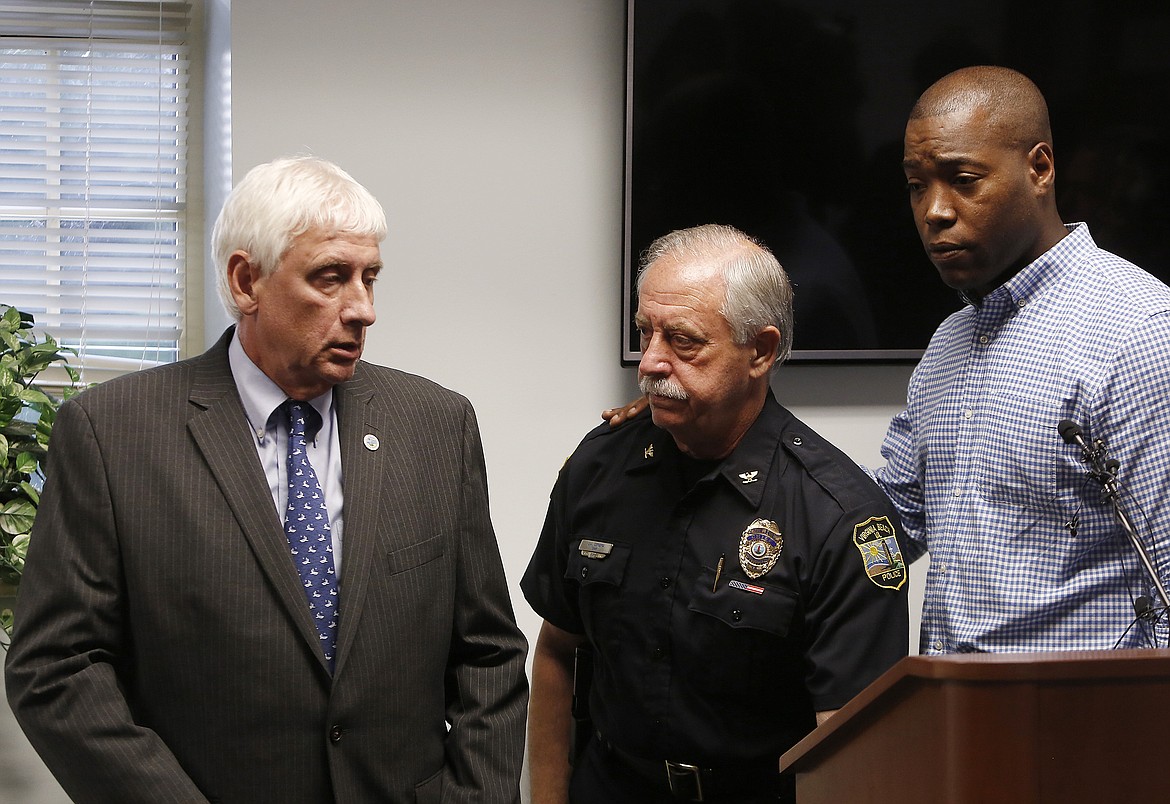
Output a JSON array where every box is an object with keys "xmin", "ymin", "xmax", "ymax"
[{"xmin": 779, "ymin": 647, "xmax": 1170, "ymax": 774}]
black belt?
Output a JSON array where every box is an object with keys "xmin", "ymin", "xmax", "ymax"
[{"xmin": 595, "ymin": 733, "xmax": 780, "ymax": 802}]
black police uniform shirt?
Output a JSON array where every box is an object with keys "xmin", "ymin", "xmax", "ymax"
[{"xmin": 521, "ymin": 391, "xmax": 909, "ymax": 766}]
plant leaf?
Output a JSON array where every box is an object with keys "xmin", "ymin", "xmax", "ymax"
[{"xmin": 0, "ymin": 499, "xmax": 35, "ymax": 536}]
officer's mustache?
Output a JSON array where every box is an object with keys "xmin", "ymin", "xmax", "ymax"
[{"xmin": 638, "ymin": 376, "xmax": 689, "ymax": 401}]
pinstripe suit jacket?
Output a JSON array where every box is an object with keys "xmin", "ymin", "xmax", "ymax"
[{"xmin": 5, "ymin": 329, "xmax": 528, "ymax": 803}]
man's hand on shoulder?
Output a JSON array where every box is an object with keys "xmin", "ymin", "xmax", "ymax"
[{"xmin": 602, "ymin": 396, "xmax": 649, "ymax": 428}]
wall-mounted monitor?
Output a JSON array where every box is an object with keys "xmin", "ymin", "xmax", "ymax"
[{"xmin": 622, "ymin": 0, "xmax": 1170, "ymax": 363}]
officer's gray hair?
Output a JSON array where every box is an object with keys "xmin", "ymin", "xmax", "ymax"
[{"xmin": 636, "ymin": 223, "xmax": 794, "ymax": 367}]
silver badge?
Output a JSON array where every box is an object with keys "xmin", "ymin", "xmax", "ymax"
[{"xmin": 738, "ymin": 518, "xmax": 783, "ymax": 579}]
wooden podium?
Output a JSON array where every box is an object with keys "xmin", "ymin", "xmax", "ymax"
[{"xmin": 780, "ymin": 649, "xmax": 1170, "ymax": 803}]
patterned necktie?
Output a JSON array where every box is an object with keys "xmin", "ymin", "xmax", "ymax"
[{"xmin": 282, "ymin": 400, "xmax": 339, "ymax": 672}]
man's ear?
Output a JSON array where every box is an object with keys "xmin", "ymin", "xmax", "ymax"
[
  {"xmin": 748, "ymin": 326, "xmax": 782, "ymax": 378},
  {"xmin": 226, "ymin": 251, "xmax": 261, "ymax": 316},
  {"xmin": 1029, "ymin": 141, "xmax": 1056, "ymax": 195}
]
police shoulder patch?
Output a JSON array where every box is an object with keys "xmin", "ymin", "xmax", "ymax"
[{"xmin": 852, "ymin": 515, "xmax": 906, "ymax": 590}]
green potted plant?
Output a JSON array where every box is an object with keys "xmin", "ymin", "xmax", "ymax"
[{"xmin": 0, "ymin": 304, "xmax": 78, "ymax": 645}]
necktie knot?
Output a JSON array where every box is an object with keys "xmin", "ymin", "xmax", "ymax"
[{"xmin": 282, "ymin": 399, "xmax": 322, "ymax": 442}]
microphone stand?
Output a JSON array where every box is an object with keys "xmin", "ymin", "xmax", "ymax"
[{"xmin": 1058, "ymin": 421, "xmax": 1170, "ymax": 616}]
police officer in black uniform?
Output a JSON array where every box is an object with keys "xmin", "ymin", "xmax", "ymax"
[{"xmin": 523, "ymin": 224, "xmax": 908, "ymax": 804}]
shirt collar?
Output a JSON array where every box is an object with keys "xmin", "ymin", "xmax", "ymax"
[
  {"xmin": 971, "ymin": 222, "xmax": 1093, "ymax": 311},
  {"xmin": 716, "ymin": 391, "xmax": 790, "ymax": 506},
  {"xmin": 227, "ymin": 330, "xmax": 334, "ymax": 443},
  {"xmin": 622, "ymin": 390, "xmax": 790, "ymax": 507}
]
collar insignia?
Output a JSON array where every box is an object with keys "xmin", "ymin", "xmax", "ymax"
[
  {"xmin": 852, "ymin": 515, "xmax": 907, "ymax": 590},
  {"xmin": 739, "ymin": 518, "xmax": 783, "ymax": 579},
  {"xmin": 644, "ymin": 444, "xmax": 655, "ymax": 459},
  {"xmin": 738, "ymin": 470, "xmax": 759, "ymax": 484}
]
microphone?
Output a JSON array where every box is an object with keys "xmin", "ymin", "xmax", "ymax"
[
  {"xmin": 1058, "ymin": 419, "xmax": 1097, "ymax": 462},
  {"xmin": 1057, "ymin": 418, "xmax": 1082, "ymax": 445},
  {"xmin": 1057, "ymin": 418, "xmax": 1170, "ymax": 624},
  {"xmin": 1058, "ymin": 419, "xmax": 1112, "ymax": 479}
]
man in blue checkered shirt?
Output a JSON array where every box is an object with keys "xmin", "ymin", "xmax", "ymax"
[{"xmin": 886, "ymin": 65, "xmax": 1170, "ymax": 653}]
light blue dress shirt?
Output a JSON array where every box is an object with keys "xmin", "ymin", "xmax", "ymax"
[
  {"xmin": 228, "ymin": 332, "xmax": 345, "ymax": 574},
  {"xmin": 877, "ymin": 224, "xmax": 1170, "ymax": 653}
]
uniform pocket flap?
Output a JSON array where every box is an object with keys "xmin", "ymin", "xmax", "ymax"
[
  {"xmin": 564, "ymin": 538, "xmax": 631, "ymax": 587},
  {"xmin": 688, "ymin": 565, "xmax": 799, "ymax": 637}
]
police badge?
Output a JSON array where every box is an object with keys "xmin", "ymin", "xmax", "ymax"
[
  {"xmin": 739, "ymin": 518, "xmax": 783, "ymax": 579},
  {"xmin": 852, "ymin": 515, "xmax": 907, "ymax": 590}
]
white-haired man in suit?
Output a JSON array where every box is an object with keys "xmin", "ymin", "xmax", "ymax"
[{"xmin": 6, "ymin": 156, "xmax": 528, "ymax": 803}]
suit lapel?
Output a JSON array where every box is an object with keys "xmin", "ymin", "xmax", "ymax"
[
  {"xmin": 186, "ymin": 333, "xmax": 330, "ymax": 670},
  {"xmin": 331, "ymin": 370, "xmax": 382, "ymax": 676}
]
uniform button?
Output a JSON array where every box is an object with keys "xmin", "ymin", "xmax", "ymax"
[
  {"xmin": 652, "ymin": 647, "xmax": 666, "ymax": 660},
  {"xmin": 659, "ymin": 577, "xmax": 671, "ymax": 588},
  {"xmin": 329, "ymin": 725, "xmax": 343, "ymax": 743},
  {"xmin": 791, "ymin": 436, "xmax": 803, "ymax": 446},
  {"xmin": 731, "ymin": 610, "xmax": 743, "ymax": 622},
  {"xmin": 580, "ymin": 566, "xmax": 589, "ymax": 579}
]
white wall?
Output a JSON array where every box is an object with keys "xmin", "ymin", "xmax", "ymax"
[{"xmin": 230, "ymin": 0, "xmax": 925, "ymax": 687}]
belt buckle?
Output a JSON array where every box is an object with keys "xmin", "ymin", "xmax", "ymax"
[{"xmin": 665, "ymin": 760, "xmax": 704, "ymax": 801}]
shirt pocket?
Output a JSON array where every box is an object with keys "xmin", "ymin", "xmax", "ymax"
[
  {"xmin": 974, "ymin": 389, "xmax": 1067, "ymax": 507},
  {"xmin": 688, "ymin": 564, "xmax": 799, "ymax": 637},
  {"xmin": 564, "ymin": 538, "xmax": 632, "ymax": 635},
  {"xmin": 683, "ymin": 567, "xmax": 805, "ymax": 693}
]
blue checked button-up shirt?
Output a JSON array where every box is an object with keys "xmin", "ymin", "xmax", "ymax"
[{"xmin": 877, "ymin": 223, "xmax": 1170, "ymax": 653}]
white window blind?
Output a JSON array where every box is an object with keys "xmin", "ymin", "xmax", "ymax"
[{"xmin": 0, "ymin": 0, "xmax": 190, "ymax": 382}]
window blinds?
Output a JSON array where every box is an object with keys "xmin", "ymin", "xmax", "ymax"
[{"xmin": 0, "ymin": 0, "xmax": 191, "ymax": 379}]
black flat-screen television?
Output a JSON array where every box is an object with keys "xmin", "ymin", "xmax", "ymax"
[{"xmin": 622, "ymin": 0, "xmax": 1170, "ymax": 363}]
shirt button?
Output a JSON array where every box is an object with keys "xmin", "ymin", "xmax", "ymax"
[
  {"xmin": 659, "ymin": 577, "xmax": 671, "ymax": 588},
  {"xmin": 962, "ymin": 409, "xmax": 973, "ymax": 419},
  {"xmin": 329, "ymin": 725, "xmax": 343, "ymax": 743},
  {"xmin": 580, "ymin": 566, "xmax": 589, "ymax": 579},
  {"xmin": 932, "ymin": 641, "xmax": 943, "ymax": 652},
  {"xmin": 731, "ymin": 610, "xmax": 743, "ymax": 622},
  {"xmin": 979, "ymin": 335, "xmax": 990, "ymax": 344},
  {"xmin": 937, "ymin": 562, "xmax": 947, "ymax": 574},
  {"xmin": 652, "ymin": 647, "xmax": 666, "ymax": 660}
]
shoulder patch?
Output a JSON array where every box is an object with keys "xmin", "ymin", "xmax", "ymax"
[{"xmin": 852, "ymin": 515, "xmax": 906, "ymax": 590}]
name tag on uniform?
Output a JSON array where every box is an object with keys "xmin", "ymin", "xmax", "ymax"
[{"xmin": 579, "ymin": 539, "xmax": 614, "ymax": 559}]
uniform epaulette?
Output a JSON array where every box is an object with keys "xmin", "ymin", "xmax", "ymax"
[{"xmin": 780, "ymin": 424, "xmax": 883, "ymax": 513}]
